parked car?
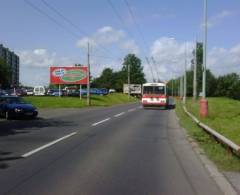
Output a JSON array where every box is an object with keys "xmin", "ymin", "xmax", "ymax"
[
  {"xmin": 0, "ymin": 95, "xmax": 38, "ymax": 119},
  {"xmin": 0, "ymin": 89, "xmax": 8, "ymax": 96},
  {"xmin": 89, "ymin": 88, "xmax": 108, "ymax": 96},
  {"xmin": 47, "ymin": 89, "xmax": 67, "ymax": 96},
  {"xmin": 26, "ymin": 88, "xmax": 34, "ymax": 96},
  {"xmin": 109, "ymin": 89, "xmax": 116, "ymax": 93},
  {"xmin": 33, "ymin": 86, "xmax": 46, "ymax": 96},
  {"xmin": 100, "ymin": 88, "xmax": 109, "ymax": 95}
]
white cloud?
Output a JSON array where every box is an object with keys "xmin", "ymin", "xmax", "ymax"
[
  {"xmin": 150, "ymin": 37, "xmax": 194, "ymax": 81},
  {"xmin": 202, "ymin": 10, "xmax": 234, "ymax": 28},
  {"xmin": 18, "ymin": 49, "xmax": 56, "ymax": 67},
  {"xmin": 120, "ymin": 40, "xmax": 139, "ymax": 54},
  {"xmin": 17, "ymin": 49, "xmax": 77, "ymax": 86},
  {"xmin": 76, "ymin": 26, "xmax": 139, "ymax": 55},
  {"xmin": 149, "ymin": 37, "xmax": 240, "ymax": 82},
  {"xmin": 208, "ymin": 44, "xmax": 240, "ymax": 75}
]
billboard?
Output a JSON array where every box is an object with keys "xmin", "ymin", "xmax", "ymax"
[
  {"xmin": 50, "ymin": 66, "xmax": 88, "ymax": 84},
  {"xmin": 123, "ymin": 84, "xmax": 142, "ymax": 94}
]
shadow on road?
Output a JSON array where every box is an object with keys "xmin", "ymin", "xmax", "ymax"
[
  {"xmin": 0, "ymin": 117, "xmax": 76, "ymax": 137},
  {"xmin": 0, "ymin": 150, "xmax": 23, "ymax": 169}
]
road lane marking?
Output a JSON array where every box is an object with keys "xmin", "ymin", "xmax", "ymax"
[
  {"xmin": 128, "ymin": 108, "xmax": 136, "ymax": 112},
  {"xmin": 21, "ymin": 132, "xmax": 77, "ymax": 158},
  {"xmin": 92, "ymin": 118, "xmax": 111, "ymax": 126},
  {"xmin": 114, "ymin": 112, "xmax": 125, "ymax": 117}
]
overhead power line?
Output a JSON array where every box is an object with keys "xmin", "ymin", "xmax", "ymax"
[
  {"xmin": 107, "ymin": 0, "xmax": 155, "ymax": 82},
  {"xmin": 123, "ymin": 0, "xmax": 156, "ymax": 82},
  {"xmin": 145, "ymin": 57, "xmax": 155, "ymax": 82},
  {"xmin": 25, "ymin": 0, "xmax": 119, "ymax": 63},
  {"xmin": 40, "ymin": 0, "xmax": 116, "ymax": 57},
  {"xmin": 24, "ymin": 0, "xmax": 80, "ymax": 39},
  {"xmin": 151, "ymin": 57, "xmax": 160, "ymax": 81}
]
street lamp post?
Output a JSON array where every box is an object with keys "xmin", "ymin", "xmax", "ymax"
[
  {"xmin": 183, "ymin": 44, "xmax": 187, "ymax": 104},
  {"xmin": 200, "ymin": 0, "xmax": 208, "ymax": 117}
]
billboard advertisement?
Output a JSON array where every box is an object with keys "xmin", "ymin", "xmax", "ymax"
[{"xmin": 50, "ymin": 66, "xmax": 88, "ymax": 84}]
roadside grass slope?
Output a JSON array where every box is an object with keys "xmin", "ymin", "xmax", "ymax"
[
  {"xmin": 175, "ymin": 98, "xmax": 240, "ymax": 171},
  {"xmin": 186, "ymin": 97, "xmax": 240, "ymax": 145},
  {"xmin": 24, "ymin": 93, "xmax": 138, "ymax": 108}
]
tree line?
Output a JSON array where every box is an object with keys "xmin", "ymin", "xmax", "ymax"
[
  {"xmin": 168, "ymin": 42, "xmax": 240, "ymax": 100},
  {"xmin": 92, "ymin": 53, "xmax": 146, "ymax": 91}
]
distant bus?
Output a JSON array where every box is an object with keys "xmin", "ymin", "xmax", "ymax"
[{"xmin": 141, "ymin": 82, "xmax": 168, "ymax": 108}]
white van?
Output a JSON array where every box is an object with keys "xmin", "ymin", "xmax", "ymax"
[{"xmin": 33, "ymin": 86, "xmax": 46, "ymax": 96}]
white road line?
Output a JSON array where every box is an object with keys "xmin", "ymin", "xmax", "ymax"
[
  {"xmin": 128, "ymin": 108, "xmax": 136, "ymax": 112},
  {"xmin": 114, "ymin": 112, "xmax": 125, "ymax": 117},
  {"xmin": 21, "ymin": 132, "xmax": 77, "ymax": 158},
  {"xmin": 92, "ymin": 118, "xmax": 111, "ymax": 126}
]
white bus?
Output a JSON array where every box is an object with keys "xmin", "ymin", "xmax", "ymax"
[{"xmin": 141, "ymin": 82, "xmax": 168, "ymax": 108}]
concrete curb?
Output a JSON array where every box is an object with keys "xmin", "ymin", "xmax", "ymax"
[{"xmin": 174, "ymin": 111, "xmax": 238, "ymax": 195}]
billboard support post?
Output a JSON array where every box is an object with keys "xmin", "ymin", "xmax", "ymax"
[
  {"xmin": 59, "ymin": 84, "xmax": 61, "ymax": 97},
  {"xmin": 79, "ymin": 84, "xmax": 82, "ymax": 100}
]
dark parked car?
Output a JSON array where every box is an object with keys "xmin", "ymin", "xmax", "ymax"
[{"xmin": 0, "ymin": 95, "xmax": 38, "ymax": 119}]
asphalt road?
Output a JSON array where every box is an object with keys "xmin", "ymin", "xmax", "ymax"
[{"xmin": 0, "ymin": 102, "xmax": 223, "ymax": 195}]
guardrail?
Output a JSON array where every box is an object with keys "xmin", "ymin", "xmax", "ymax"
[{"xmin": 183, "ymin": 106, "xmax": 240, "ymax": 156}]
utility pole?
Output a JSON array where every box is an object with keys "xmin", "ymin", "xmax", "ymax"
[
  {"xmin": 183, "ymin": 44, "xmax": 187, "ymax": 104},
  {"xmin": 128, "ymin": 60, "xmax": 130, "ymax": 101},
  {"xmin": 200, "ymin": 0, "xmax": 208, "ymax": 117},
  {"xmin": 193, "ymin": 41, "xmax": 197, "ymax": 101},
  {"xmin": 87, "ymin": 42, "xmax": 91, "ymax": 106},
  {"xmin": 180, "ymin": 76, "xmax": 183, "ymax": 98}
]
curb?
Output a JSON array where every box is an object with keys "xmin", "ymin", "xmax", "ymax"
[{"xmin": 174, "ymin": 111, "xmax": 238, "ymax": 195}]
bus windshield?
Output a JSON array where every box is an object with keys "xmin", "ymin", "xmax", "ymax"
[{"xmin": 143, "ymin": 86, "xmax": 165, "ymax": 95}]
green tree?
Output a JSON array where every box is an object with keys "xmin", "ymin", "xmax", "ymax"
[
  {"xmin": 190, "ymin": 42, "xmax": 216, "ymax": 97},
  {"xmin": 0, "ymin": 58, "xmax": 12, "ymax": 88},
  {"xmin": 92, "ymin": 68, "xmax": 114, "ymax": 89},
  {"xmin": 214, "ymin": 73, "xmax": 240, "ymax": 99},
  {"xmin": 122, "ymin": 54, "xmax": 146, "ymax": 84}
]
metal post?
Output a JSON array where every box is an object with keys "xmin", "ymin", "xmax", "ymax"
[
  {"xmin": 200, "ymin": 0, "xmax": 209, "ymax": 117},
  {"xmin": 87, "ymin": 42, "xmax": 91, "ymax": 106},
  {"xmin": 193, "ymin": 41, "xmax": 197, "ymax": 100},
  {"xmin": 180, "ymin": 76, "xmax": 183, "ymax": 98},
  {"xmin": 128, "ymin": 61, "xmax": 130, "ymax": 101},
  {"xmin": 171, "ymin": 79, "xmax": 173, "ymax": 97},
  {"xmin": 183, "ymin": 45, "xmax": 187, "ymax": 104},
  {"xmin": 202, "ymin": 0, "xmax": 207, "ymax": 99},
  {"xmin": 79, "ymin": 84, "xmax": 82, "ymax": 100},
  {"xmin": 59, "ymin": 84, "xmax": 61, "ymax": 97}
]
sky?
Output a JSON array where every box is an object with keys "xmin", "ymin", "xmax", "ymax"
[{"xmin": 0, "ymin": 0, "xmax": 239, "ymax": 86}]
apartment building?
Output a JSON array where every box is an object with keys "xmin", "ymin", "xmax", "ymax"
[{"xmin": 0, "ymin": 44, "xmax": 19, "ymax": 86}]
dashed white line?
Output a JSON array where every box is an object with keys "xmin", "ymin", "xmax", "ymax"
[
  {"xmin": 92, "ymin": 118, "xmax": 111, "ymax": 126},
  {"xmin": 114, "ymin": 112, "xmax": 125, "ymax": 117},
  {"xmin": 21, "ymin": 132, "xmax": 77, "ymax": 158}
]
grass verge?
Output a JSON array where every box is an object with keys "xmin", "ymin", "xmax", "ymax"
[
  {"xmin": 186, "ymin": 97, "xmax": 240, "ymax": 145},
  {"xmin": 24, "ymin": 93, "xmax": 138, "ymax": 108},
  {"xmin": 175, "ymin": 99, "xmax": 240, "ymax": 171}
]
